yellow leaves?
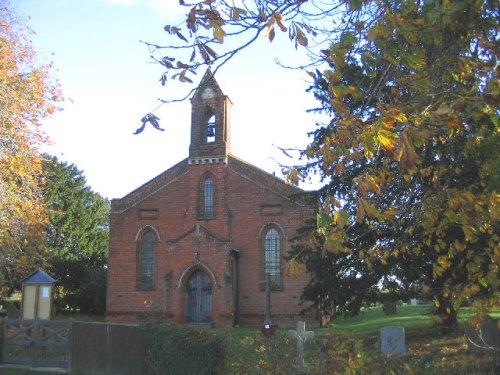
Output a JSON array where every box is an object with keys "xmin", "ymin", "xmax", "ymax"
[
  {"xmin": 333, "ymin": 209, "xmax": 349, "ymax": 229},
  {"xmin": 356, "ymin": 198, "xmax": 382, "ymax": 223},
  {"xmin": 453, "ymin": 240, "xmax": 465, "ymax": 252},
  {"xmin": 289, "ymin": 23, "xmax": 309, "ymax": 48},
  {"xmin": 273, "ymin": 13, "xmax": 287, "ymax": 32},
  {"xmin": 213, "ymin": 26, "xmax": 225, "ymax": 42},
  {"xmin": 255, "ymin": 345, "xmax": 266, "ymax": 353},
  {"xmin": 264, "ymin": 12, "xmax": 287, "ymax": 42},
  {"xmin": 393, "ymin": 131, "xmax": 421, "ymax": 172},
  {"xmin": 230, "ymin": 7, "xmax": 247, "ymax": 21},
  {"xmin": 430, "ymin": 102, "xmax": 462, "ymax": 129},
  {"xmin": 362, "ymin": 198, "xmax": 381, "ymax": 219},
  {"xmin": 334, "ymin": 162, "xmax": 345, "ymax": 176},
  {"xmin": 324, "ymin": 230, "xmax": 349, "ymax": 254},
  {"xmin": 367, "ymin": 25, "xmax": 386, "ymax": 41},
  {"xmin": 489, "ymin": 191, "xmax": 500, "ymax": 220},
  {"xmin": 378, "ymin": 129, "xmax": 398, "ymax": 153},
  {"xmin": 283, "ymin": 258, "xmax": 306, "ymax": 277},
  {"xmin": 239, "ymin": 336, "xmax": 255, "ymax": 346},
  {"xmin": 356, "ymin": 174, "xmax": 381, "ymax": 196},
  {"xmin": 383, "ymin": 207, "xmax": 397, "ymax": 221},
  {"xmin": 286, "ymin": 168, "xmax": 302, "ymax": 186}
]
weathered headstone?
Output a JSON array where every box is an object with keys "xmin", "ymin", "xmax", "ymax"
[
  {"xmin": 288, "ymin": 321, "xmax": 314, "ymax": 372},
  {"xmin": 381, "ymin": 326, "xmax": 406, "ymax": 356},
  {"xmin": 465, "ymin": 316, "xmax": 500, "ymax": 354},
  {"xmin": 410, "ymin": 298, "xmax": 418, "ymax": 306}
]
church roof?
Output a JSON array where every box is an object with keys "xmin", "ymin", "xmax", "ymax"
[{"xmin": 111, "ymin": 155, "xmax": 311, "ymax": 213}]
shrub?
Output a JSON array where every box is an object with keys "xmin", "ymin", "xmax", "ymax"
[{"xmin": 144, "ymin": 323, "xmax": 226, "ymax": 375}]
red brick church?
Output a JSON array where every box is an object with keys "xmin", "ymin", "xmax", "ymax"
[{"xmin": 106, "ymin": 70, "xmax": 316, "ymax": 327}]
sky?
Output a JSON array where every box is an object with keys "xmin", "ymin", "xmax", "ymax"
[{"xmin": 14, "ymin": 0, "xmax": 323, "ymax": 200}]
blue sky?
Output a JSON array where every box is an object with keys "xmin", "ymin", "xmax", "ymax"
[{"xmin": 14, "ymin": 0, "xmax": 322, "ymax": 199}]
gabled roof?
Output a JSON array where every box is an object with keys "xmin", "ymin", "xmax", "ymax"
[
  {"xmin": 191, "ymin": 68, "xmax": 227, "ymax": 102},
  {"xmin": 111, "ymin": 158, "xmax": 189, "ymax": 213},
  {"xmin": 111, "ymin": 154, "xmax": 314, "ymax": 214},
  {"xmin": 22, "ymin": 269, "xmax": 56, "ymax": 284}
]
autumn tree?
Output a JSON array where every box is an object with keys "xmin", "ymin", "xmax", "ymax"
[
  {"xmin": 42, "ymin": 156, "xmax": 109, "ymax": 314},
  {"xmin": 150, "ymin": 0, "xmax": 499, "ymax": 327},
  {"xmin": 0, "ymin": 1, "xmax": 62, "ymax": 293}
]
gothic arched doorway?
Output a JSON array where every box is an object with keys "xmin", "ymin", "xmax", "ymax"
[{"xmin": 186, "ymin": 270, "xmax": 212, "ymax": 324}]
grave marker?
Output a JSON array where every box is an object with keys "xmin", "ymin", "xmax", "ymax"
[
  {"xmin": 380, "ymin": 326, "xmax": 406, "ymax": 356},
  {"xmin": 288, "ymin": 321, "xmax": 314, "ymax": 371},
  {"xmin": 465, "ymin": 316, "xmax": 500, "ymax": 354}
]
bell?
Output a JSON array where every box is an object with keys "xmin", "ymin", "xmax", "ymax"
[{"xmin": 207, "ymin": 124, "xmax": 215, "ymax": 137}]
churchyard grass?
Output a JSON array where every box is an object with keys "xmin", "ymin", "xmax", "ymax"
[
  {"xmin": 216, "ymin": 304, "xmax": 500, "ymax": 374},
  {"xmin": 1, "ymin": 304, "xmax": 498, "ymax": 374}
]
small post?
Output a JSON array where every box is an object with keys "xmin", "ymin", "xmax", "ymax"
[
  {"xmin": 261, "ymin": 273, "xmax": 275, "ymax": 337},
  {"xmin": 264, "ymin": 273, "xmax": 272, "ymax": 324}
]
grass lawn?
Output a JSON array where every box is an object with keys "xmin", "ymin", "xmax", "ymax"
[
  {"xmin": 215, "ymin": 304, "xmax": 500, "ymax": 374},
  {"xmin": 1, "ymin": 304, "xmax": 498, "ymax": 374}
]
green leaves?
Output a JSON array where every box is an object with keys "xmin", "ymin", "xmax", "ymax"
[{"xmin": 150, "ymin": 0, "xmax": 500, "ymax": 318}]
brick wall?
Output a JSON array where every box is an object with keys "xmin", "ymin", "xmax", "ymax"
[{"xmin": 106, "ymin": 156, "xmax": 316, "ymax": 327}]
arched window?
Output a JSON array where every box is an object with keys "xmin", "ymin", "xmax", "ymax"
[
  {"xmin": 264, "ymin": 228, "xmax": 281, "ymax": 290},
  {"xmin": 138, "ymin": 231, "xmax": 156, "ymax": 290},
  {"xmin": 203, "ymin": 177, "xmax": 214, "ymax": 217},
  {"xmin": 206, "ymin": 114, "xmax": 215, "ymax": 143}
]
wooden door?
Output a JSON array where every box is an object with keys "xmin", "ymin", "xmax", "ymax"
[{"xmin": 186, "ymin": 270, "xmax": 212, "ymax": 323}]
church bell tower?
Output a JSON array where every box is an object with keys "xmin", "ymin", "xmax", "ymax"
[{"xmin": 188, "ymin": 69, "xmax": 232, "ymax": 165}]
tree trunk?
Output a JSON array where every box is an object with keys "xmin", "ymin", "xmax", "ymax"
[{"xmin": 435, "ymin": 295, "xmax": 458, "ymax": 333}]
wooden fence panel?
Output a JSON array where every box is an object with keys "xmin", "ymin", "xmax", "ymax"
[
  {"xmin": 71, "ymin": 321, "xmax": 146, "ymax": 375},
  {"xmin": 71, "ymin": 321, "xmax": 109, "ymax": 372},
  {"xmin": 1, "ymin": 319, "xmax": 71, "ymax": 368}
]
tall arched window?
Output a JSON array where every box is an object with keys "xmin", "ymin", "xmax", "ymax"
[
  {"xmin": 264, "ymin": 228, "xmax": 281, "ymax": 290},
  {"xmin": 203, "ymin": 177, "xmax": 214, "ymax": 218},
  {"xmin": 138, "ymin": 231, "xmax": 156, "ymax": 290}
]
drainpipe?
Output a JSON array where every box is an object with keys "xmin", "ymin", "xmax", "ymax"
[{"xmin": 231, "ymin": 248, "xmax": 240, "ymax": 327}]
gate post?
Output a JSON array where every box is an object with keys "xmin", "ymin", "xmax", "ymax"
[
  {"xmin": 33, "ymin": 318, "xmax": 40, "ymax": 366},
  {"xmin": 0, "ymin": 317, "xmax": 4, "ymax": 364}
]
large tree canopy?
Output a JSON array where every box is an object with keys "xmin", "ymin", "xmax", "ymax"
[
  {"xmin": 154, "ymin": 0, "xmax": 499, "ymax": 325},
  {"xmin": 0, "ymin": 1, "xmax": 62, "ymax": 293}
]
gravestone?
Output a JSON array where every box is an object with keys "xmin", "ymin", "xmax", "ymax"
[
  {"xmin": 465, "ymin": 316, "xmax": 500, "ymax": 354},
  {"xmin": 288, "ymin": 321, "xmax": 314, "ymax": 372},
  {"xmin": 380, "ymin": 326, "xmax": 406, "ymax": 356},
  {"xmin": 410, "ymin": 298, "xmax": 418, "ymax": 306}
]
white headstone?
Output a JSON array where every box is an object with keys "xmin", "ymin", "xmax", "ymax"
[
  {"xmin": 381, "ymin": 326, "xmax": 406, "ymax": 356},
  {"xmin": 410, "ymin": 298, "xmax": 418, "ymax": 306}
]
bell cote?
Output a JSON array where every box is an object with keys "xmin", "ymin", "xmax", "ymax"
[{"xmin": 188, "ymin": 69, "xmax": 232, "ymax": 165}]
